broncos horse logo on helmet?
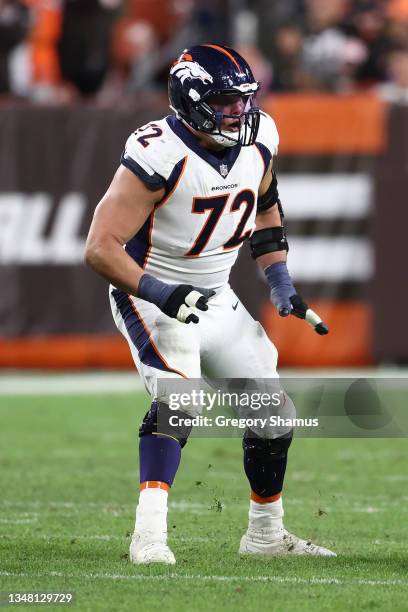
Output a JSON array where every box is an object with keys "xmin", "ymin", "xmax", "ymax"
[
  {"xmin": 168, "ymin": 44, "xmax": 260, "ymax": 148},
  {"xmin": 170, "ymin": 61, "xmax": 214, "ymax": 86}
]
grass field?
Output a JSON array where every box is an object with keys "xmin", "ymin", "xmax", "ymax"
[{"xmin": 0, "ymin": 380, "xmax": 407, "ymax": 611}]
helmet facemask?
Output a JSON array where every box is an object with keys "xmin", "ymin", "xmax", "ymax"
[
  {"xmin": 203, "ymin": 93, "xmax": 260, "ymax": 147},
  {"xmin": 177, "ymin": 88, "xmax": 260, "ymax": 148}
]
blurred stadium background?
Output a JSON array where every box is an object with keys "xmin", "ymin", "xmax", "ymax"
[{"xmin": 0, "ymin": 0, "xmax": 407, "ymax": 372}]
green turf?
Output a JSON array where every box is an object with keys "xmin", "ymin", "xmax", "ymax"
[{"xmin": 0, "ymin": 392, "xmax": 407, "ymax": 611}]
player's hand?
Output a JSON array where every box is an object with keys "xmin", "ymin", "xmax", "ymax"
[
  {"xmin": 162, "ymin": 284, "xmax": 215, "ymax": 323},
  {"xmin": 264, "ymin": 261, "xmax": 296, "ymax": 317},
  {"xmin": 264, "ymin": 263, "xmax": 328, "ymax": 334},
  {"xmin": 137, "ymin": 273, "xmax": 215, "ymax": 324},
  {"xmin": 290, "ymin": 294, "xmax": 329, "ymax": 335}
]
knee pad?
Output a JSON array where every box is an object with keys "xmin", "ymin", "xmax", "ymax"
[
  {"xmin": 139, "ymin": 400, "xmax": 192, "ymax": 448},
  {"xmin": 242, "ymin": 428, "xmax": 293, "ymax": 459}
]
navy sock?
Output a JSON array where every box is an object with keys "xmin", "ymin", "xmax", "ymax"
[{"xmin": 139, "ymin": 434, "xmax": 181, "ymax": 487}]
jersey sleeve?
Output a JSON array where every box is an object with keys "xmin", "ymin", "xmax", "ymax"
[
  {"xmin": 121, "ymin": 131, "xmax": 168, "ymax": 191},
  {"xmin": 255, "ymin": 111, "xmax": 280, "ymax": 178}
]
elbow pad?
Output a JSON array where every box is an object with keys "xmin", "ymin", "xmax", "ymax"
[{"xmin": 249, "ymin": 227, "xmax": 289, "ymax": 259}]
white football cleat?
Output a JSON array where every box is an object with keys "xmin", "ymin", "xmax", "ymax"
[
  {"xmin": 239, "ymin": 528, "xmax": 336, "ymax": 557},
  {"xmin": 129, "ymin": 532, "xmax": 176, "ymax": 565}
]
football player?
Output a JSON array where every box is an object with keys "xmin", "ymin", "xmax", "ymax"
[{"xmin": 85, "ymin": 44, "xmax": 336, "ymax": 564}]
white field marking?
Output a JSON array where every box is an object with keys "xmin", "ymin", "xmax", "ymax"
[
  {"xmin": 350, "ymin": 506, "xmax": 381, "ymax": 513},
  {"xmin": 0, "ymin": 372, "xmax": 145, "ymax": 396},
  {"xmin": 49, "ymin": 449, "xmax": 88, "ymax": 459},
  {"xmin": 0, "ymin": 518, "xmax": 38, "ymax": 524},
  {"xmin": 324, "ymin": 474, "xmax": 341, "ymax": 482},
  {"xmin": 0, "ymin": 497, "xmax": 402, "ymax": 512},
  {"xmin": 0, "ymin": 532, "xmax": 403, "ymax": 548},
  {"xmin": 174, "ymin": 536, "xmax": 211, "ymax": 542},
  {"xmin": 0, "ymin": 570, "xmax": 406, "ymax": 588},
  {"xmin": 336, "ymin": 450, "xmax": 406, "ymax": 461},
  {"xmin": 0, "ymin": 500, "xmax": 217, "ymax": 512},
  {"xmin": 0, "ymin": 534, "xmax": 125, "ymax": 541},
  {"xmin": 184, "ymin": 472, "xmax": 407, "ymax": 486},
  {"xmin": 383, "ymin": 475, "xmax": 408, "ymax": 482},
  {"xmin": 0, "ymin": 501, "xmax": 134, "ymax": 509},
  {"xmin": 0, "ymin": 507, "xmax": 402, "ymax": 521},
  {"xmin": 290, "ymin": 472, "xmax": 316, "ymax": 482},
  {"xmin": 170, "ymin": 501, "xmax": 220, "ymax": 510},
  {"xmin": 0, "ymin": 534, "xmax": 210, "ymax": 543},
  {"xmin": 0, "ymin": 495, "xmax": 399, "ymax": 507}
]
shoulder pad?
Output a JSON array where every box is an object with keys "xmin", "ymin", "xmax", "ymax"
[
  {"xmin": 121, "ymin": 118, "xmax": 186, "ymax": 191},
  {"xmin": 256, "ymin": 111, "xmax": 279, "ymax": 158}
]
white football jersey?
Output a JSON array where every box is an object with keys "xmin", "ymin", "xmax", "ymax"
[{"xmin": 121, "ymin": 111, "xmax": 279, "ymax": 289}]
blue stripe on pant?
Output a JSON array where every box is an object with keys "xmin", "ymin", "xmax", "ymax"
[{"xmin": 111, "ymin": 288, "xmax": 184, "ymax": 375}]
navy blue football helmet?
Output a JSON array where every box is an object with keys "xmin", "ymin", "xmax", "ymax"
[{"xmin": 168, "ymin": 44, "xmax": 260, "ymax": 147}]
